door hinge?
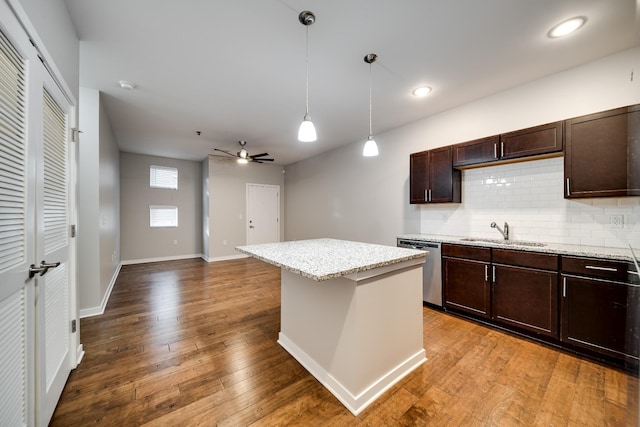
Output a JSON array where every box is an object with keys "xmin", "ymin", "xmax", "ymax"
[
  {"xmin": 71, "ymin": 128, "xmax": 83, "ymax": 142},
  {"xmin": 70, "ymin": 224, "xmax": 76, "ymax": 238},
  {"xmin": 71, "ymin": 319, "xmax": 77, "ymax": 333}
]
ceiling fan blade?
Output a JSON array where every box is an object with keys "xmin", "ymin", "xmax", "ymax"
[
  {"xmin": 253, "ymin": 158, "xmax": 274, "ymax": 162},
  {"xmin": 250, "ymin": 152, "xmax": 269, "ymax": 158},
  {"xmin": 214, "ymin": 148, "xmax": 238, "ymax": 158}
]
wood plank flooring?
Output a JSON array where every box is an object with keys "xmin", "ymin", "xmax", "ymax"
[{"xmin": 50, "ymin": 257, "xmax": 639, "ymax": 426}]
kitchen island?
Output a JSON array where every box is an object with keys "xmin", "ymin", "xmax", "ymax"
[{"xmin": 236, "ymin": 238, "xmax": 427, "ymax": 415}]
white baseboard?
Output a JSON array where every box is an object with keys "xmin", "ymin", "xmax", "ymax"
[
  {"xmin": 278, "ymin": 333, "xmax": 426, "ymax": 416},
  {"xmin": 79, "ymin": 262, "xmax": 121, "ymax": 319},
  {"xmin": 121, "ymin": 253, "xmax": 203, "ymax": 265},
  {"xmin": 76, "ymin": 344, "xmax": 85, "ymax": 365},
  {"xmin": 203, "ymin": 253, "xmax": 248, "ymax": 263}
]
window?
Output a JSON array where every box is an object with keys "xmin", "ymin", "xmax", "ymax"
[
  {"xmin": 150, "ymin": 205, "xmax": 178, "ymax": 228},
  {"xmin": 150, "ymin": 165, "xmax": 178, "ymax": 189}
]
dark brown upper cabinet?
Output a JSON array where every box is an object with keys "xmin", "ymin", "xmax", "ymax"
[
  {"xmin": 452, "ymin": 122, "xmax": 563, "ymax": 168},
  {"xmin": 410, "ymin": 146, "xmax": 461, "ymax": 204},
  {"xmin": 565, "ymin": 104, "xmax": 640, "ymax": 198}
]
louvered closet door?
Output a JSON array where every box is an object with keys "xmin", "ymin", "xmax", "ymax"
[
  {"xmin": 35, "ymin": 79, "xmax": 73, "ymax": 425},
  {"xmin": 0, "ymin": 11, "xmax": 36, "ymax": 427}
]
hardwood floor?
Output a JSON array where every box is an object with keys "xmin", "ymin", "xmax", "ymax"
[{"xmin": 50, "ymin": 257, "xmax": 639, "ymax": 426}]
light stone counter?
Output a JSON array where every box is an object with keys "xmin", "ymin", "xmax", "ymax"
[
  {"xmin": 397, "ymin": 234, "xmax": 637, "ymax": 262},
  {"xmin": 235, "ymin": 238, "xmax": 427, "ymax": 416},
  {"xmin": 236, "ymin": 238, "xmax": 427, "ymax": 281}
]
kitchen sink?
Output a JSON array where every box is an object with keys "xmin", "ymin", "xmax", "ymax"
[{"xmin": 459, "ymin": 238, "xmax": 546, "ymax": 247}]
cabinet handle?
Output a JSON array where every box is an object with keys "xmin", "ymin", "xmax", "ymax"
[
  {"xmin": 485, "ymin": 265, "xmax": 488, "ymax": 281},
  {"xmin": 428, "ymin": 189, "xmax": 432, "ymax": 202},
  {"xmin": 562, "ymin": 277, "xmax": 567, "ymax": 298},
  {"xmin": 494, "ymin": 143, "xmax": 498, "ymax": 159},
  {"xmin": 585, "ymin": 265, "xmax": 617, "ymax": 272},
  {"xmin": 424, "ymin": 189, "xmax": 428, "ymax": 201},
  {"xmin": 566, "ymin": 178, "xmax": 570, "ymax": 196},
  {"xmin": 500, "ymin": 142, "xmax": 504, "ymax": 158},
  {"xmin": 492, "ymin": 265, "xmax": 496, "ymax": 282}
]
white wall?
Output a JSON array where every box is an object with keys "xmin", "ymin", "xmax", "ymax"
[
  {"xmin": 120, "ymin": 153, "xmax": 202, "ymax": 262},
  {"xmin": 78, "ymin": 88, "xmax": 120, "ymax": 316},
  {"xmin": 284, "ymin": 47, "xmax": 640, "ymax": 249},
  {"xmin": 206, "ymin": 157, "xmax": 285, "ymax": 260}
]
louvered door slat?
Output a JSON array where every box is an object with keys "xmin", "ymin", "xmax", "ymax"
[{"xmin": 0, "ymin": 288, "xmax": 27, "ymax": 427}]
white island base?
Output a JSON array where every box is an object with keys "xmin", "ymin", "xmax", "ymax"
[{"xmin": 278, "ymin": 259, "xmax": 426, "ymax": 416}]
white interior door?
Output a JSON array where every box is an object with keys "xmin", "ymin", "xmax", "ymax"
[
  {"xmin": 247, "ymin": 183, "xmax": 280, "ymax": 245},
  {"xmin": 0, "ymin": 9, "xmax": 37, "ymax": 427},
  {"xmin": 0, "ymin": 4, "xmax": 75, "ymax": 425},
  {"xmin": 36, "ymin": 80, "xmax": 73, "ymax": 425}
]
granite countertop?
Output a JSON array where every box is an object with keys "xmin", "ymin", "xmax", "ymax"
[
  {"xmin": 236, "ymin": 238, "xmax": 427, "ymax": 281},
  {"xmin": 397, "ymin": 234, "xmax": 637, "ymax": 262}
]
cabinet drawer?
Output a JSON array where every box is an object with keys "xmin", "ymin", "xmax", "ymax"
[
  {"xmin": 442, "ymin": 243, "xmax": 491, "ymax": 261},
  {"xmin": 561, "ymin": 256, "xmax": 638, "ymax": 283},
  {"xmin": 493, "ymin": 249, "xmax": 558, "ymax": 271}
]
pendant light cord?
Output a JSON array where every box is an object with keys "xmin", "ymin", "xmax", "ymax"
[
  {"xmin": 368, "ymin": 62, "xmax": 373, "ymax": 136},
  {"xmin": 305, "ymin": 25, "xmax": 310, "ymax": 116}
]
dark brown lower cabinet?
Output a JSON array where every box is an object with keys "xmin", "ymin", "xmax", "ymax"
[
  {"xmin": 561, "ymin": 275, "xmax": 640, "ymax": 361},
  {"xmin": 492, "ymin": 264, "xmax": 558, "ymax": 338},
  {"xmin": 443, "ymin": 257, "xmax": 490, "ymax": 318}
]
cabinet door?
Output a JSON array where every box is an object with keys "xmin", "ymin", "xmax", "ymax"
[
  {"xmin": 443, "ymin": 257, "xmax": 490, "ymax": 318},
  {"xmin": 561, "ymin": 275, "xmax": 640, "ymax": 360},
  {"xmin": 565, "ymin": 105, "xmax": 640, "ymax": 198},
  {"xmin": 492, "ymin": 265, "xmax": 558, "ymax": 338},
  {"xmin": 500, "ymin": 121, "xmax": 563, "ymax": 160},
  {"xmin": 452, "ymin": 135, "xmax": 499, "ymax": 167},
  {"xmin": 409, "ymin": 151, "xmax": 429, "ymax": 203},
  {"xmin": 429, "ymin": 146, "xmax": 461, "ymax": 203}
]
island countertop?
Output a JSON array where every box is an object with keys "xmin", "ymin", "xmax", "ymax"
[{"xmin": 236, "ymin": 238, "xmax": 427, "ymax": 281}]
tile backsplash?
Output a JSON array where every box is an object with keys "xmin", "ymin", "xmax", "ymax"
[{"xmin": 420, "ymin": 157, "xmax": 640, "ymax": 249}]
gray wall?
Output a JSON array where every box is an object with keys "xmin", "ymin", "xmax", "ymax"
[
  {"xmin": 120, "ymin": 153, "xmax": 202, "ymax": 261},
  {"xmin": 78, "ymin": 88, "xmax": 120, "ymax": 316},
  {"xmin": 205, "ymin": 157, "xmax": 285, "ymax": 260},
  {"xmin": 284, "ymin": 47, "xmax": 640, "ymax": 247}
]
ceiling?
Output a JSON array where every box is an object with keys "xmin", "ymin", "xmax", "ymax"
[{"xmin": 63, "ymin": 0, "xmax": 640, "ymax": 165}]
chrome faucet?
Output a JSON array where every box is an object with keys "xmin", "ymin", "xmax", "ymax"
[{"xmin": 491, "ymin": 222, "xmax": 509, "ymax": 240}]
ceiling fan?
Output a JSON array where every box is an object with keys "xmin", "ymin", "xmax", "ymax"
[{"xmin": 213, "ymin": 140, "xmax": 275, "ymax": 164}]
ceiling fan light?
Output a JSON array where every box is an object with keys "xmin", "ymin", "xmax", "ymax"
[
  {"xmin": 298, "ymin": 115, "xmax": 317, "ymax": 142},
  {"xmin": 239, "ymin": 148, "xmax": 248, "ymax": 158},
  {"xmin": 237, "ymin": 158, "xmax": 249, "ymax": 164},
  {"xmin": 363, "ymin": 136, "xmax": 379, "ymax": 157}
]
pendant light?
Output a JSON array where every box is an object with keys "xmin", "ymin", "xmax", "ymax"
[
  {"xmin": 298, "ymin": 11, "xmax": 317, "ymax": 142},
  {"xmin": 363, "ymin": 53, "xmax": 379, "ymax": 157}
]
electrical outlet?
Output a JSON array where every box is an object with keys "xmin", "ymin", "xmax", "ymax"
[
  {"xmin": 173, "ymin": 239, "xmax": 178, "ymax": 245},
  {"xmin": 611, "ymin": 215, "xmax": 624, "ymax": 229},
  {"xmin": 223, "ymin": 240, "xmax": 228, "ymax": 246}
]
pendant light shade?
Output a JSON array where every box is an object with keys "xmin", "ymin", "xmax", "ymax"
[
  {"xmin": 363, "ymin": 53, "xmax": 379, "ymax": 157},
  {"xmin": 363, "ymin": 136, "xmax": 379, "ymax": 157},
  {"xmin": 298, "ymin": 114, "xmax": 316, "ymax": 142},
  {"xmin": 298, "ymin": 11, "xmax": 317, "ymax": 142}
]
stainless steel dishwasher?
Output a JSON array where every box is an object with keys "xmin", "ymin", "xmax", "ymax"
[{"xmin": 397, "ymin": 238, "xmax": 442, "ymax": 307}]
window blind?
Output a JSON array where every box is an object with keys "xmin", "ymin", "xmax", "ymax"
[
  {"xmin": 150, "ymin": 165, "xmax": 178, "ymax": 189},
  {"xmin": 0, "ymin": 28, "xmax": 26, "ymax": 273},
  {"xmin": 150, "ymin": 205, "xmax": 178, "ymax": 228}
]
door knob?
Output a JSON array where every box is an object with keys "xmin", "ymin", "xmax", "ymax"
[{"xmin": 29, "ymin": 264, "xmax": 48, "ymax": 278}]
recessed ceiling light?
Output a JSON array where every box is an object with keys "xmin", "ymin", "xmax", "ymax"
[
  {"xmin": 548, "ymin": 16, "xmax": 586, "ymax": 38},
  {"xmin": 118, "ymin": 80, "xmax": 136, "ymax": 90},
  {"xmin": 412, "ymin": 86, "xmax": 432, "ymax": 97}
]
